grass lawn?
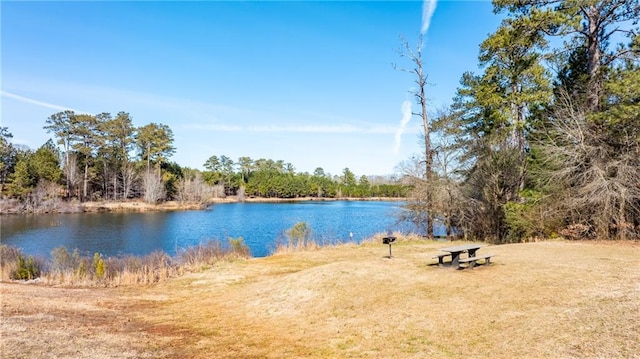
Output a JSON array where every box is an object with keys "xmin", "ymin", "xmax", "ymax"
[{"xmin": 2, "ymin": 239, "xmax": 639, "ymax": 358}]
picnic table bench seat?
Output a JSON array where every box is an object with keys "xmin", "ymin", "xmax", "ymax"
[
  {"xmin": 432, "ymin": 253, "xmax": 451, "ymax": 265},
  {"xmin": 457, "ymin": 254, "xmax": 496, "ymax": 268}
]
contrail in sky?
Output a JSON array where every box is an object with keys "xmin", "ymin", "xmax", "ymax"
[
  {"xmin": 421, "ymin": 0, "xmax": 438, "ymax": 36},
  {"xmin": 395, "ymin": 0, "xmax": 437, "ymax": 155},
  {"xmin": 394, "ymin": 100, "xmax": 412, "ymax": 155},
  {"xmin": 1, "ymin": 90, "xmax": 81, "ymax": 113}
]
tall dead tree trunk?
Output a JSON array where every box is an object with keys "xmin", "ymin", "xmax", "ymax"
[{"xmin": 396, "ymin": 35, "xmax": 434, "ymax": 238}]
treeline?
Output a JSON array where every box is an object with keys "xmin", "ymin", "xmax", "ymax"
[
  {"xmin": 0, "ymin": 111, "xmax": 408, "ymax": 212},
  {"xmin": 201, "ymin": 155, "xmax": 407, "ymax": 199},
  {"xmin": 402, "ymin": 0, "xmax": 640, "ymax": 242}
]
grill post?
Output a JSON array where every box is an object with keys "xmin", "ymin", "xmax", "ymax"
[{"xmin": 382, "ymin": 236, "xmax": 396, "ymax": 258}]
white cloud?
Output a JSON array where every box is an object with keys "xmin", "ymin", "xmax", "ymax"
[{"xmin": 185, "ymin": 123, "xmax": 399, "ymax": 135}]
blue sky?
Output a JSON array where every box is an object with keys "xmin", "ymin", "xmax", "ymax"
[{"xmin": 1, "ymin": 1, "xmax": 502, "ymax": 176}]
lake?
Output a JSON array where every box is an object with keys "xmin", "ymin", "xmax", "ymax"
[{"xmin": 0, "ymin": 201, "xmax": 416, "ymax": 258}]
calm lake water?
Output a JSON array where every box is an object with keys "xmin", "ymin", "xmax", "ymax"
[{"xmin": 0, "ymin": 201, "xmax": 414, "ymax": 258}]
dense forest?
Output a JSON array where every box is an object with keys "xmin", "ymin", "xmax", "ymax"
[
  {"xmin": 0, "ymin": 110, "xmax": 408, "ymax": 213},
  {"xmin": 399, "ymin": 0, "xmax": 640, "ymax": 242}
]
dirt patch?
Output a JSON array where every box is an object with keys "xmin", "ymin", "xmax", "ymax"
[
  {"xmin": 2, "ymin": 240, "xmax": 639, "ymax": 358},
  {"xmin": 0, "ymin": 283, "xmax": 183, "ymax": 358}
]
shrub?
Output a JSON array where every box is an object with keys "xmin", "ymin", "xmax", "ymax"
[
  {"xmin": 228, "ymin": 237, "xmax": 250, "ymax": 257},
  {"xmin": 12, "ymin": 254, "xmax": 42, "ymax": 280},
  {"xmin": 559, "ymin": 224, "xmax": 593, "ymax": 240},
  {"xmin": 93, "ymin": 253, "xmax": 106, "ymax": 279},
  {"xmin": 51, "ymin": 246, "xmax": 81, "ymax": 272},
  {"xmin": 286, "ymin": 222, "xmax": 312, "ymax": 247},
  {"xmin": 275, "ymin": 222, "xmax": 320, "ymax": 253},
  {"xmin": 176, "ymin": 240, "xmax": 225, "ymax": 267},
  {"xmin": 76, "ymin": 258, "xmax": 89, "ymax": 278},
  {"xmin": 0, "ymin": 245, "xmax": 22, "ymax": 280}
]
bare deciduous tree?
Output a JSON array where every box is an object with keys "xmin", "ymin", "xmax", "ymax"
[
  {"xmin": 121, "ymin": 163, "xmax": 137, "ymax": 200},
  {"xmin": 396, "ymin": 155, "xmax": 429, "ymax": 233},
  {"xmin": 540, "ymin": 92, "xmax": 640, "ymax": 239},
  {"xmin": 431, "ymin": 111, "xmax": 465, "ymax": 237},
  {"xmin": 142, "ymin": 169, "xmax": 165, "ymax": 204},
  {"xmin": 65, "ymin": 152, "xmax": 80, "ymax": 199},
  {"xmin": 177, "ymin": 172, "xmax": 215, "ymax": 204}
]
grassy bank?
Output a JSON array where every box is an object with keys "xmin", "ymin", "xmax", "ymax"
[
  {"xmin": 0, "ymin": 239, "xmax": 250, "ymax": 287},
  {"xmin": 1, "ymin": 238, "xmax": 639, "ymax": 358}
]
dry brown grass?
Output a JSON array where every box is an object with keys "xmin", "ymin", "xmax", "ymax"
[
  {"xmin": 2, "ymin": 239, "xmax": 639, "ymax": 358},
  {"xmin": 1, "ymin": 240, "xmax": 251, "ymax": 287}
]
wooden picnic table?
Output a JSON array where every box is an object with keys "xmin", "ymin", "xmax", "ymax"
[{"xmin": 439, "ymin": 243, "xmax": 486, "ymax": 267}]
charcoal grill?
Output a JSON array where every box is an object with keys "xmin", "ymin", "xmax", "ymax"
[{"xmin": 382, "ymin": 236, "xmax": 396, "ymax": 258}]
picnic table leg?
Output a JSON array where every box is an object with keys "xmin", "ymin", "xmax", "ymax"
[
  {"xmin": 468, "ymin": 248, "xmax": 478, "ymax": 257},
  {"xmin": 451, "ymin": 252, "xmax": 460, "ymax": 267}
]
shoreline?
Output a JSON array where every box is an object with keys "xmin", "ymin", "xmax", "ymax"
[
  {"xmin": 1, "ymin": 196, "xmax": 407, "ymax": 215},
  {"xmin": 84, "ymin": 196, "xmax": 406, "ymax": 212}
]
